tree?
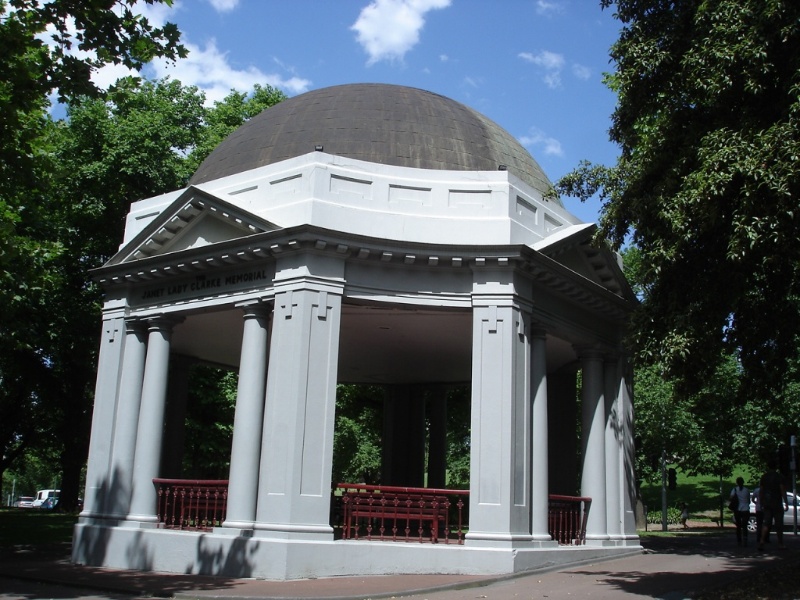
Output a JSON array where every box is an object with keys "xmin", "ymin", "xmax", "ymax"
[
  {"xmin": 0, "ymin": 75, "xmax": 287, "ymax": 508},
  {"xmin": 557, "ymin": 1, "xmax": 800, "ymax": 395},
  {"xmin": 0, "ymin": 0, "xmax": 186, "ymax": 507}
]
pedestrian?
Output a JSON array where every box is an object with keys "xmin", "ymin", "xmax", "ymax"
[
  {"xmin": 680, "ymin": 502, "xmax": 689, "ymax": 529},
  {"xmin": 752, "ymin": 486, "xmax": 769, "ymax": 543},
  {"xmin": 729, "ymin": 477, "xmax": 750, "ymax": 546},
  {"xmin": 758, "ymin": 459, "xmax": 788, "ymax": 551}
]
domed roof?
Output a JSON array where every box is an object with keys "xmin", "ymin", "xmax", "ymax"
[{"xmin": 189, "ymin": 83, "xmax": 554, "ymax": 198}]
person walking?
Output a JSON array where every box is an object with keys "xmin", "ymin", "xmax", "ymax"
[
  {"xmin": 758, "ymin": 459, "xmax": 788, "ymax": 551},
  {"xmin": 730, "ymin": 477, "xmax": 750, "ymax": 546}
]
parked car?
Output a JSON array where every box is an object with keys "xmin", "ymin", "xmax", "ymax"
[
  {"xmin": 39, "ymin": 496, "xmax": 59, "ymax": 510},
  {"xmin": 13, "ymin": 496, "xmax": 34, "ymax": 508},
  {"xmin": 32, "ymin": 489, "xmax": 59, "ymax": 508},
  {"xmin": 746, "ymin": 489, "xmax": 799, "ymax": 533}
]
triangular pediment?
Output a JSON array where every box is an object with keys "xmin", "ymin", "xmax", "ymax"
[
  {"xmin": 534, "ymin": 223, "xmax": 633, "ymax": 299},
  {"xmin": 106, "ymin": 187, "xmax": 279, "ymax": 266}
]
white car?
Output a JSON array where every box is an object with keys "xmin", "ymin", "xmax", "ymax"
[
  {"xmin": 746, "ymin": 489, "xmax": 799, "ymax": 533},
  {"xmin": 13, "ymin": 496, "xmax": 34, "ymax": 508}
]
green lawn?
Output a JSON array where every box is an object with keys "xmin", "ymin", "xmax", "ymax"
[
  {"xmin": 0, "ymin": 509, "xmax": 78, "ymax": 547},
  {"xmin": 639, "ymin": 468, "xmax": 745, "ymax": 525}
]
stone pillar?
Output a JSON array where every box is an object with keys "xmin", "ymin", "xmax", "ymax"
[
  {"xmin": 604, "ymin": 357, "xmax": 622, "ymax": 541},
  {"xmin": 530, "ymin": 327, "xmax": 553, "ymax": 542},
  {"xmin": 578, "ymin": 348, "xmax": 609, "ymax": 542},
  {"xmin": 106, "ymin": 319, "xmax": 147, "ymax": 519},
  {"xmin": 254, "ymin": 274, "xmax": 343, "ymax": 540},
  {"xmin": 466, "ymin": 294, "xmax": 532, "ymax": 547},
  {"xmin": 160, "ymin": 355, "xmax": 192, "ymax": 479},
  {"xmin": 619, "ymin": 356, "xmax": 639, "ymax": 540},
  {"xmin": 383, "ymin": 386, "xmax": 425, "ymax": 486},
  {"xmin": 223, "ymin": 304, "xmax": 271, "ymax": 530},
  {"xmin": 127, "ymin": 316, "xmax": 180, "ymax": 524},
  {"xmin": 80, "ymin": 304, "xmax": 127, "ymax": 520},
  {"xmin": 547, "ymin": 371, "xmax": 578, "ymax": 495},
  {"xmin": 427, "ymin": 388, "xmax": 448, "ymax": 489}
]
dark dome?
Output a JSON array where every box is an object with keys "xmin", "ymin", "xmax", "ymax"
[{"xmin": 189, "ymin": 83, "xmax": 552, "ymax": 195}]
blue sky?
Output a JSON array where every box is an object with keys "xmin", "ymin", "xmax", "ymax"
[{"xmin": 95, "ymin": 0, "xmax": 624, "ymax": 224}]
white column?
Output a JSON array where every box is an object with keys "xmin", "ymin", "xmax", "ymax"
[
  {"xmin": 530, "ymin": 326, "xmax": 554, "ymax": 543},
  {"xmin": 254, "ymin": 276, "xmax": 343, "ymax": 540},
  {"xmin": 604, "ymin": 357, "xmax": 622, "ymax": 541},
  {"xmin": 223, "ymin": 305, "xmax": 270, "ymax": 530},
  {"xmin": 619, "ymin": 356, "xmax": 639, "ymax": 540},
  {"xmin": 466, "ymin": 296, "xmax": 532, "ymax": 547},
  {"xmin": 106, "ymin": 319, "xmax": 147, "ymax": 519},
  {"xmin": 80, "ymin": 305, "xmax": 126, "ymax": 520},
  {"xmin": 579, "ymin": 348, "xmax": 609, "ymax": 542},
  {"xmin": 127, "ymin": 316, "xmax": 179, "ymax": 524}
]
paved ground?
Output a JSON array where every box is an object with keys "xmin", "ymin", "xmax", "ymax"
[{"xmin": 0, "ymin": 530, "xmax": 797, "ymax": 600}]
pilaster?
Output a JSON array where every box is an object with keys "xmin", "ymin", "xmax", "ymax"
[
  {"xmin": 80, "ymin": 303, "xmax": 127, "ymax": 521},
  {"xmin": 254, "ymin": 273, "xmax": 343, "ymax": 540},
  {"xmin": 466, "ymin": 290, "xmax": 532, "ymax": 547},
  {"xmin": 105, "ymin": 319, "xmax": 147, "ymax": 519}
]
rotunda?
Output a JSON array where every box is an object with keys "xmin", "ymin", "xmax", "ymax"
[{"xmin": 74, "ymin": 84, "xmax": 640, "ymax": 580}]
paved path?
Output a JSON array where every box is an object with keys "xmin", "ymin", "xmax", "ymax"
[{"xmin": 0, "ymin": 530, "xmax": 797, "ymax": 600}]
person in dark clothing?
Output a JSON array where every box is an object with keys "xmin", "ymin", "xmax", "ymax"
[
  {"xmin": 730, "ymin": 477, "xmax": 750, "ymax": 546},
  {"xmin": 758, "ymin": 459, "xmax": 788, "ymax": 551}
]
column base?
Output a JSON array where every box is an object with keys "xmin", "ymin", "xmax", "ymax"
[
  {"xmin": 254, "ymin": 523, "xmax": 333, "ymax": 541},
  {"xmin": 215, "ymin": 523, "xmax": 255, "ymax": 536}
]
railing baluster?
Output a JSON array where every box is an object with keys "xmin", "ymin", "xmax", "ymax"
[{"xmin": 152, "ymin": 479, "xmax": 229, "ymax": 532}]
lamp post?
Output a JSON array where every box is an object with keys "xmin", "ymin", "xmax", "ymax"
[{"xmin": 791, "ymin": 434, "xmax": 797, "ymax": 536}]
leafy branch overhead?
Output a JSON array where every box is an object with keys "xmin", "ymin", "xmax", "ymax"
[{"xmin": 557, "ymin": 0, "xmax": 800, "ymax": 394}]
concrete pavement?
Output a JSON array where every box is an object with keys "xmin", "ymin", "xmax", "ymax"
[{"xmin": 1, "ymin": 529, "xmax": 797, "ymax": 600}]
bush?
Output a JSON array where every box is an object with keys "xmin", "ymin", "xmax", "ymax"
[{"xmin": 646, "ymin": 506, "xmax": 682, "ymax": 525}]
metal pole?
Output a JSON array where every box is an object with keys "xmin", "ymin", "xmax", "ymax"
[
  {"xmin": 791, "ymin": 434, "xmax": 797, "ymax": 536},
  {"xmin": 661, "ymin": 447, "xmax": 668, "ymax": 531}
]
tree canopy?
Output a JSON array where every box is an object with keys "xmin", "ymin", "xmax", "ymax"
[
  {"xmin": 558, "ymin": 1, "xmax": 800, "ymax": 395},
  {"xmin": 0, "ymin": 8, "xmax": 287, "ymax": 505}
]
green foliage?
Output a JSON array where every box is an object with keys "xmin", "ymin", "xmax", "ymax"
[
  {"xmin": 445, "ymin": 386, "xmax": 470, "ymax": 488},
  {"xmin": 332, "ymin": 385, "xmax": 383, "ymax": 484},
  {"xmin": 181, "ymin": 365, "xmax": 237, "ymax": 479},
  {"xmin": 560, "ymin": 1, "xmax": 800, "ymax": 397},
  {"xmin": 0, "ymin": 72, "xmax": 286, "ymax": 507},
  {"xmin": 646, "ymin": 506, "xmax": 682, "ymax": 526}
]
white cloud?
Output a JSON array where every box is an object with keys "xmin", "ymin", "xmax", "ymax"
[
  {"xmin": 519, "ymin": 128, "xmax": 564, "ymax": 157},
  {"xmin": 572, "ymin": 63, "xmax": 591, "ymax": 80},
  {"xmin": 535, "ymin": 0, "xmax": 565, "ymax": 16},
  {"xmin": 207, "ymin": 0, "xmax": 239, "ymax": 12},
  {"xmin": 150, "ymin": 39, "xmax": 311, "ymax": 103},
  {"xmin": 351, "ymin": 0, "xmax": 451, "ymax": 65},
  {"xmin": 518, "ymin": 50, "xmax": 565, "ymax": 89}
]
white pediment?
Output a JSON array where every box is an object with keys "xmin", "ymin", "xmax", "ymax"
[
  {"xmin": 106, "ymin": 187, "xmax": 279, "ymax": 266},
  {"xmin": 534, "ymin": 224, "xmax": 632, "ymax": 298}
]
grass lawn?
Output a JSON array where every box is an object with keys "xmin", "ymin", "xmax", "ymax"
[
  {"xmin": 0, "ymin": 509, "xmax": 77, "ymax": 547},
  {"xmin": 639, "ymin": 468, "xmax": 741, "ymax": 527}
]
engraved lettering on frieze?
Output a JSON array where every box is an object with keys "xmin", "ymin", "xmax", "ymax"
[{"xmin": 138, "ymin": 269, "xmax": 268, "ymax": 302}]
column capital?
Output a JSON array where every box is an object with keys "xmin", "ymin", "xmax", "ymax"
[
  {"xmin": 574, "ymin": 344, "xmax": 604, "ymax": 360},
  {"xmin": 529, "ymin": 324, "xmax": 548, "ymax": 340},
  {"xmin": 145, "ymin": 315, "xmax": 184, "ymax": 332}
]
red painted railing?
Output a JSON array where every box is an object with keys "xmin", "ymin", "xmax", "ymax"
[
  {"xmin": 548, "ymin": 494, "xmax": 591, "ymax": 545},
  {"xmin": 153, "ymin": 478, "xmax": 228, "ymax": 531},
  {"xmin": 151, "ymin": 478, "xmax": 589, "ymax": 545},
  {"xmin": 335, "ymin": 483, "xmax": 469, "ymax": 544}
]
